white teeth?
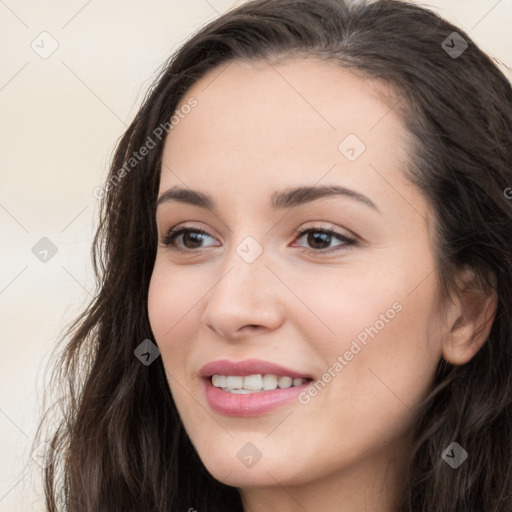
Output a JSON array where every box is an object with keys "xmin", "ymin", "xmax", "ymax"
[
  {"xmin": 262, "ymin": 374, "xmax": 278, "ymax": 390},
  {"xmin": 226, "ymin": 376, "xmax": 243, "ymax": 389},
  {"xmin": 211, "ymin": 373, "xmax": 309, "ymax": 393},
  {"xmin": 243, "ymin": 374, "xmax": 263, "ymax": 391},
  {"xmin": 212, "ymin": 375, "xmax": 230, "ymax": 387},
  {"xmin": 277, "ymin": 376, "xmax": 293, "ymax": 389}
]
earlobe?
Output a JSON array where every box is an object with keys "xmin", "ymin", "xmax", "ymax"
[{"xmin": 442, "ymin": 268, "xmax": 498, "ymax": 366}]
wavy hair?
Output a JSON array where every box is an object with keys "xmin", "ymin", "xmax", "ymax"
[{"xmin": 34, "ymin": 0, "xmax": 512, "ymax": 510}]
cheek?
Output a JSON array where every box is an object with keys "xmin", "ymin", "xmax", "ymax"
[
  {"xmin": 286, "ymin": 264, "xmax": 400, "ymax": 348},
  {"xmin": 293, "ymin": 260, "xmax": 443, "ymax": 386},
  {"xmin": 329, "ymin": 275, "xmax": 443, "ymax": 406},
  {"xmin": 148, "ymin": 259, "xmax": 204, "ymax": 336},
  {"xmin": 294, "ymin": 277, "xmax": 442, "ymax": 463},
  {"xmin": 147, "ymin": 266, "xmax": 200, "ymax": 419},
  {"xmin": 147, "ymin": 264, "xmax": 197, "ymax": 369}
]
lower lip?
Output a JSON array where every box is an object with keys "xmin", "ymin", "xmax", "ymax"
[{"xmin": 202, "ymin": 378, "xmax": 311, "ymax": 417}]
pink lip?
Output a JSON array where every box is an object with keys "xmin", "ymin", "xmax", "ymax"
[
  {"xmin": 199, "ymin": 358, "xmax": 313, "ymax": 379},
  {"xmin": 202, "ymin": 378, "xmax": 311, "ymax": 417},
  {"xmin": 199, "ymin": 358, "xmax": 313, "ymax": 417}
]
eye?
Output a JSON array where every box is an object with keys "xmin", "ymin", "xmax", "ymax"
[
  {"xmin": 161, "ymin": 227, "xmax": 219, "ymax": 251},
  {"xmin": 292, "ymin": 225, "xmax": 357, "ymax": 253},
  {"xmin": 160, "ymin": 224, "xmax": 357, "ymax": 253}
]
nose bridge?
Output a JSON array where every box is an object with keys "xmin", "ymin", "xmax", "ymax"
[
  {"xmin": 210, "ymin": 235, "xmax": 270, "ymax": 306},
  {"xmin": 201, "ymin": 234, "xmax": 283, "ymax": 336}
]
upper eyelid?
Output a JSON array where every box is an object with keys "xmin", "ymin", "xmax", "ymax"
[
  {"xmin": 161, "ymin": 219, "xmax": 351, "ymax": 234},
  {"xmin": 161, "ymin": 222, "xmax": 351, "ymax": 239}
]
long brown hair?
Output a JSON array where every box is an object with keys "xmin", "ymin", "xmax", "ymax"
[{"xmin": 34, "ymin": 0, "xmax": 512, "ymax": 510}]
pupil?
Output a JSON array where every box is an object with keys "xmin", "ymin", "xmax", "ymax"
[
  {"xmin": 184, "ymin": 232, "xmax": 203, "ymax": 248},
  {"xmin": 308, "ymin": 232, "xmax": 330, "ymax": 249}
]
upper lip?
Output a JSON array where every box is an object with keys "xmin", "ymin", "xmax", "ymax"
[{"xmin": 199, "ymin": 358, "xmax": 313, "ymax": 379}]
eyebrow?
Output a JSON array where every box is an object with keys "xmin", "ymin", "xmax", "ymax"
[{"xmin": 156, "ymin": 184, "xmax": 379, "ymax": 212}]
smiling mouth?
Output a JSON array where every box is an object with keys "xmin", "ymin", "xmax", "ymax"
[{"xmin": 210, "ymin": 374, "xmax": 313, "ymax": 393}]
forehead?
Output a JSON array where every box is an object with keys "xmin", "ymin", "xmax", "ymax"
[
  {"xmin": 159, "ymin": 57, "xmax": 421, "ymax": 219},
  {"xmin": 164, "ymin": 57, "xmax": 403, "ymax": 154}
]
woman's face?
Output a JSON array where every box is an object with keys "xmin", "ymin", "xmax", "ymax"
[{"xmin": 148, "ymin": 58, "xmax": 449, "ymax": 495}]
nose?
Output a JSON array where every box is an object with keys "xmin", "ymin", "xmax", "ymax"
[{"xmin": 201, "ymin": 246, "xmax": 285, "ymax": 341}]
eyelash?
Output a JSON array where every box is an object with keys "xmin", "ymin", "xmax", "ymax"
[{"xmin": 161, "ymin": 225, "xmax": 357, "ymax": 254}]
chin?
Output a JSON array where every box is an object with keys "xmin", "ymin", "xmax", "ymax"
[
  {"xmin": 196, "ymin": 448, "xmax": 313, "ymax": 489},
  {"xmin": 205, "ymin": 462, "xmax": 287, "ymax": 488}
]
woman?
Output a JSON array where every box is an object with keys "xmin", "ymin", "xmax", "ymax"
[{"xmin": 35, "ymin": 0, "xmax": 512, "ymax": 510}]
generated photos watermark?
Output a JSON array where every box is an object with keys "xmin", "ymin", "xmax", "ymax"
[
  {"xmin": 298, "ymin": 300, "xmax": 403, "ymax": 405},
  {"xmin": 93, "ymin": 96, "xmax": 198, "ymax": 200}
]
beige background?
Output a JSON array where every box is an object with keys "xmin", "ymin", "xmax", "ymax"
[{"xmin": 1, "ymin": 0, "xmax": 510, "ymax": 510}]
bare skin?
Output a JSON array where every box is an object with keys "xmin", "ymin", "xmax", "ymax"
[{"xmin": 148, "ymin": 58, "xmax": 496, "ymax": 512}]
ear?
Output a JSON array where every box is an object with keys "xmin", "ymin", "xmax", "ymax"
[{"xmin": 442, "ymin": 267, "xmax": 498, "ymax": 366}]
